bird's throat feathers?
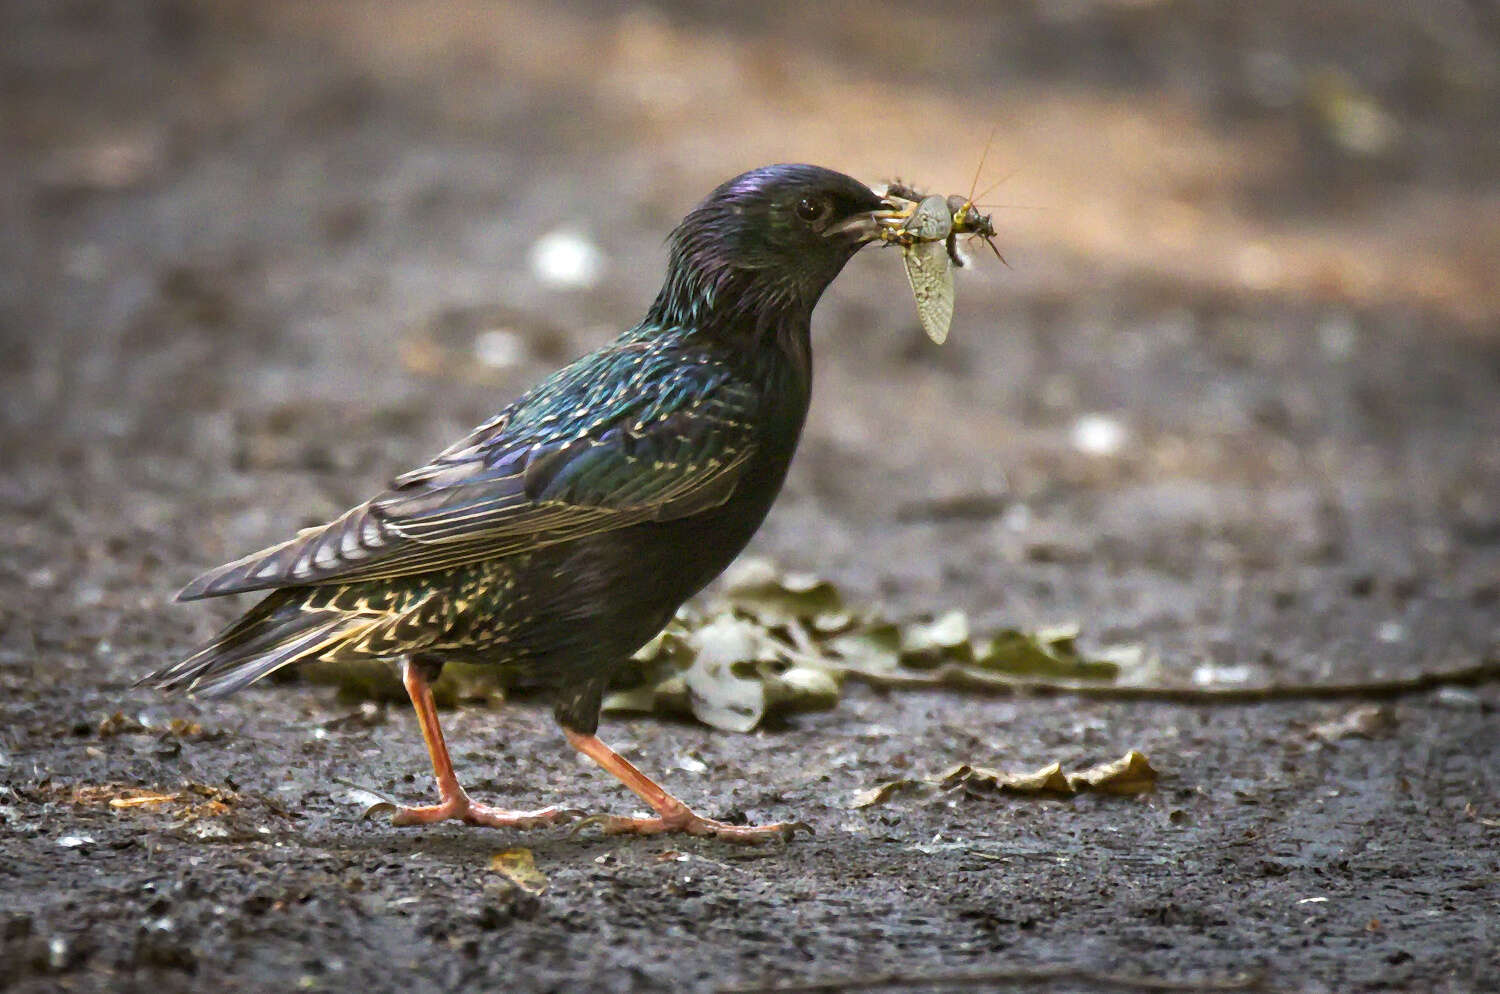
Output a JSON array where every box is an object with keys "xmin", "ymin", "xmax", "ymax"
[{"xmin": 647, "ymin": 226, "xmax": 817, "ymax": 351}]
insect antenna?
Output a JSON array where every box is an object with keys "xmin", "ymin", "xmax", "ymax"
[
  {"xmin": 967, "ymin": 168, "xmax": 1021, "ymax": 211},
  {"xmin": 969, "ymin": 202, "xmax": 1044, "ymax": 212},
  {"xmin": 965, "ymin": 126, "xmax": 998, "ymax": 203}
]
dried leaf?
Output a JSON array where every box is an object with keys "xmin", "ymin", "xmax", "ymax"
[
  {"xmin": 489, "ymin": 848, "xmax": 548, "ymax": 894},
  {"xmin": 944, "ymin": 751, "xmax": 1157, "ymax": 797},
  {"xmin": 1065, "ymin": 751, "xmax": 1158, "ymax": 795},
  {"xmin": 97, "ymin": 711, "xmax": 145, "ymax": 738},
  {"xmin": 109, "ymin": 793, "xmax": 179, "ymax": 809},
  {"xmin": 96, "ymin": 712, "xmax": 217, "ymax": 741},
  {"xmin": 827, "ymin": 623, "xmax": 902, "ymax": 672},
  {"xmin": 970, "ymin": 761, "xmax": 1073, "ymax": 795},
  {"xmin": 681, "ymin": 614, "xmax": 775, "ymax": 732},
  {"xmin": 608, "ymin": 612, "xmax": 839, "ymax": 730},
  {"xmin": 42, "ymin": 782, "xmax": 242, "ymax": 820},
  {"xmin": 974, "ymin": 627, "xmax": 1119, "ymax": 680},
  {"xmin": 900, "ymin": 610, "xmax": 973, "ymax": 667},
  {"xmin": 937, "ymin": 761, "xmax": 1071, "ymax": 795},
  {"xmin": 850, "ymin": 779, "xmax": 921, "ymax": 809},
  {"xmin": 599, "ymin": 685, "xmax": 658, "ymax": 715},
  {"xmin": 936, "ymin": 763, "xmax": 974, "ymax": 789},
  {"xmin": 723, "ymin": 558, "xmax": 844, "ymax": 626},
  {"xmin": 1309, "ymin": 704, "xmax": 1396, "ymax": 743},
  {"xmin": 761, "ymin": 661, "xmax": 839, "ymax": 712}
]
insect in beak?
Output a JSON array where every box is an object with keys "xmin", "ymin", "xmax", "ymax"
[{"xmin": 872, "ymin": 178, "xmax": 1007, "ymax": 345}]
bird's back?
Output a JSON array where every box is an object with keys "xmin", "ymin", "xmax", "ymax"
[{"xmin": 150, "ymin": 320, "xmax": 811, "ymax": 698}]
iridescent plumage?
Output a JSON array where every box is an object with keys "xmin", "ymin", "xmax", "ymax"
[{"xmin": 147, "ymin": 165, "xmax": 890, "ymax": 842}]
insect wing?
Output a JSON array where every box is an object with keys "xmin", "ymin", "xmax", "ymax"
[{"xmin": 902, "ymin": 239, "xmax": 955, "ymax": 345}]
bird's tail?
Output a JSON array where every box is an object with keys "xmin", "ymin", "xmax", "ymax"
[{"xmin": 144, "ymin": 592, "xmax": 359, "ymax": 698}]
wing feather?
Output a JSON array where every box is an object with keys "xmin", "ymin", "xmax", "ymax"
[{"xmin": 178, "ymin": 342, "xmax": 759, "ymax": 600}]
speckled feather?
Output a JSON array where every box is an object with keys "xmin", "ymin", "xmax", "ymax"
[
  {"xmin": 174, "ymin": 335, "xmax": 762, "ymax": 597},
  {"xmin": 150, "ymin": 164, "xmax": 885, "ymax": 728}
]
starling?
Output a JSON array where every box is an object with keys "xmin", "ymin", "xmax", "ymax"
[{"xmin": 147, "ymin": 164, "xmax": 891, "ymax": 842}]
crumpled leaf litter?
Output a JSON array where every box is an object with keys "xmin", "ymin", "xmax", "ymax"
[
  {"xmin": 301, "ymin": 558, "xmax": 1131, "ymax": 731},
  {"xmin": 852, "ymin": 750, "xmax": 1159, "ymax": 808}
]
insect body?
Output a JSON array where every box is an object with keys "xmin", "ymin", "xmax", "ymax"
[
  {"xmin": 877, "ymin": 186, "xmax": 1003, "ymax": 345},
  {"xmin": 947, "ymin": 195, "xmax": 1002, "ymax": 266}
]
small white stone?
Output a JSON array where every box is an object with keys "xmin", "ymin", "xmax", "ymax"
[
  {"xmin": 1317, "ymin": 312, "xmax": 1358, "ymax": 361},
  {"xmin": 1192, "ymin": 664, "xmax": 1253, "ymax": 686},
  {"xmin": 1071, "ymin": 413, "xmax": 1127, "ymax": 456},
  {"xmin": 473, "ymin": 328, "xmax": 528, "ymax": 369},
  {"xmin": 1001, "ymin": 502, "xmax": 1031, "ymax": 533},
  {"xmin": 528, "ymin": 229, "xmax": 604, "ymax": 290}
]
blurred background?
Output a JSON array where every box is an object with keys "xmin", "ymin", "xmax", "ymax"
[
  {"xmin": 3, "ymin": 4, "xmax": 1498, "ymax": 991},
  {"xmin": 4, "ymin": 0, "xmax": 1496, "ymax": 679}
]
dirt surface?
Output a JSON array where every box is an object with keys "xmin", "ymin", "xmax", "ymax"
[{"xmin": 3, "ymin": 2, "xmax": 1498, "ymax": 992}]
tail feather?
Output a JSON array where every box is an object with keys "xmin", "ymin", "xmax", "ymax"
[{"xmin": 145, "ymin": 594, "xmax": 358, "ymax": 697}]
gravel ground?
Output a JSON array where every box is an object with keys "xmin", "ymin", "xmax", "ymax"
[{"xmin": 2, "ymin": 2, "xmax": 1497, "ymax": 992}]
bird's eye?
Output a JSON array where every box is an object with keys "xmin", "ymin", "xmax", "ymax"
[{"xmin": 795, "ymin": 196, "xmax": 830, "ymax": 223}]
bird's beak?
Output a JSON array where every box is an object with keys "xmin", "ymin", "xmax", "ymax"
[
  {"xmin": 827, "ymin": 195, "xmax": 919, "ymax": 245},
  {"xmin": 825, "ymin": 208, "xmax": 890, "ymax": 245}
]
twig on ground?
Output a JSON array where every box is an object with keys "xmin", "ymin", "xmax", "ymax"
[{"xmin": 832, "ymin": 657, "xmax": 1500, "ymax": 704}]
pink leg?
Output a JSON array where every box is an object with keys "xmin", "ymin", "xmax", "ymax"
[
  {"xmin": 390, "ymin": 659, "xmax": 577, "ymax": 829},
  {"xmin": 563, "ymin": 728, "xmax": 807, "ymax": 844}
]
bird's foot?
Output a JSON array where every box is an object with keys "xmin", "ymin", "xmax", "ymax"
[
  {"xmin": 573, "ymin": 808, "xmax": 810, "ymax": 844},
  {"xmin": 381, "ymin": 791, "xmax": 581, "ymax": 830}
]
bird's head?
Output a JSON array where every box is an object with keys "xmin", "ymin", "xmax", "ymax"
[{"xmin": 650, "ymin": 164, "xmax": 888, "ymax": 336}]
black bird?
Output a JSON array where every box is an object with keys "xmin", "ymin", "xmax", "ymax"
[{"xmin": 147, "ymin": 164, "xmax": 891, "ymax": 842}]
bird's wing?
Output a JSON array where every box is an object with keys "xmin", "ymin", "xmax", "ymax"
[{"xmin": 178, "ymin": 345, "xmax": 760, "ymax": 599}]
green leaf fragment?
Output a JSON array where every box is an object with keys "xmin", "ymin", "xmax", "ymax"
[
  {"xmin": 974, "ymin": 626, "xmax": 1120, "ymax": 680},
  {"xmin": 827, "ymin": 623, "xmax": 902, "ymax": 673},
  {"xmin": 899, "ymin": 609, "xmax": 973, "ymax": 667},
  {"xmin": 722, "ymin": 557, "xmax": 845, "ymax": 626}
]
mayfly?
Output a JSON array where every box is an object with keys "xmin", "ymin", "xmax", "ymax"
[
  {"xmin": 878, "ymin": 139, "xmax": 1007, "ymax": 344},
  {"xmin": 885, "ymin": 192, "xmax": 958, "ymax": 344}
]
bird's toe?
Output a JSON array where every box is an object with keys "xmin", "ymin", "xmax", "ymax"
[
  {"xmin": 573, "ymin": 809, "xmax": 808, "ymax": 844},
  {"xmin": 462, "ymin": 803, "xmax": 584, "ymax": 830}
]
